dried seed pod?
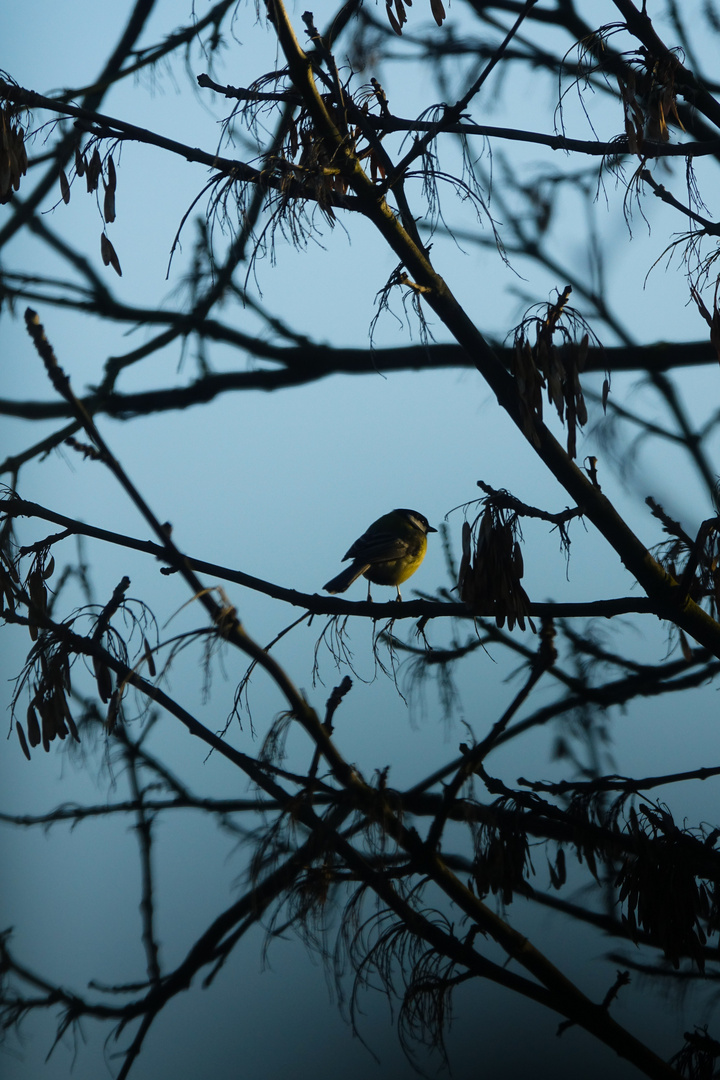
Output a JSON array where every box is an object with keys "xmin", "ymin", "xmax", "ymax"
[
  {"xmin": 143, "ymin": 637, "xmax": 156, "ymax": 677},
  {"xmin": 52, "ymin": 689, "xmax": 69, "ymax": 739},
  {"xmin": 103, "ymin": 182, "xmax": 115, "ymax": 223},
  {"xmin": 27, "ymin": 567, "xmax": 47, "ymax": 613},
  {"xmin": 288, "ymin": 118, "xmax": 298, "ymax": 160},
  {"xmin": 602, "ymin": 377, "xmax": 610, "ymax": 412},
  {"xmin": 430, "ymin": 0, "xmax": 446, "ymax": 24},
  {"xmin": 38, "ymin": 698, "xmax": 56, "ymax": 751},
  {"xmin": 513, "ymin": 541, "xmax": 524, "ymax": 578},
  {"xmin": 27, "ymin": 567, "xmax": 47, "ymax": 640},
  {"xmin": 549, "ymin": 847, "xmax": 566, "ymax": 889},
  {"xmin": 16, "ymin": 128, "xmax": 28, "ymax": 176},
  {"xmin": 16, "ymin": 721, "xmax": 31, "ymax": 761},
  {"xmin": 0, "ymin": 154, "xmax": 10, "ymax": 201},
  {"xmin": 86, "ymin": 147, "xmax": 102, "ymax": 192},
  {"xmin": 0, "ymin": 564, "xmax": 17, "ymax": 615},
  {"xmin": 26, "ymin": 702, "xmax": 41, "ymax": 747},
  {"xmin": 386, "ymin": 0, "xmax": 404, "ymax": 34},
  {"xmin": 457, "ymin": 520, "xmax": 473, "ymax": 602},
  {"xmin": 0, "ymin": 108, "xmax": 28, "ymax": 202},
  {"xmin": 65, "ymin": 709, "xmax": 81, "ymax": 743},
  {"xmin": 106, "ymin": 687, "xmax": 120, "ymax": 734},
  {"xmin": 100, "ymin": 232, "xmax": 122, "ymax": 276},
  {"xmin": 59, "ymin": 168, "xmax": 71, "ymax": 204},
  {"xmin": 103, "ymin": 155, "xmax": 116, "ymax": 222},
  {"xmin": 93, "ymin": 655, "xmax": 113, "ymax": 703}
]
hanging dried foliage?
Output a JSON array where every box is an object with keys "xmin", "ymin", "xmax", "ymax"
[
  {"xmin": 0, "ymin": 105, "xmax": 28, "ymax": 203},
  {"xmin": 385, "ymin": 0, "xmax": 446, "ymax": 35},
  {"xmin": 458, "ymin": 503, "xmax": 533, "ymax": 631},
  {"xmin": 511, "ymin": 286, "xmax": 598, "ymax": 459}
]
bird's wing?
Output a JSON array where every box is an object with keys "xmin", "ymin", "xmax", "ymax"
[{"xmin": 344, "ymin": 529, "xmax": 410, "ymax": 564}]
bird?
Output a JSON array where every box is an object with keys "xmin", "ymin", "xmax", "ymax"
[{"xmin": 323, "ymin": 508, "xmax": 437, "ymax": 601}]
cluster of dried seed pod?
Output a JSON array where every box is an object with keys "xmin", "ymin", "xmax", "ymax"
[
  {"xmin": 512, "ymin": 287, "xmax": 592, "ymax": 459},
  {"xmin": 618, "ymin": 50, "xmax": 684, "ymax": 151},
  {"xmin": 0, "ymin": 550, "xmax": 20, "ymax": 617},
  {"xmin": 284, "ymin": 100, "xmax": 351, "ymax": 208},
  {"xmin": 24, "ymin": 553, "xmax": 54, "ymax": 641},
  {"xmin": 9, "ymin": 551, "xmax": 81, "ymax": 758},
  {"xmin": 8, "ymin": 546, "xmax": 148, "ymax": 757},
  {"xmin": 472, "ymin": 816, "xmax": 535, "ymax": 905},
  {"xmin": 63, "ymin": 144, "xmax": 122, "ymax": 275},
  {"xmin": 17, "ymin": 679, "xmax": 80, "ymax": 760},
  {"xmin": 385, "ymin": 0, "xmax": 446, "ymax": 34},
  {"xmin": 458, "ymin": 509, "xmax": 533, "ymax": 631},
  {"xmin": 0, "ymin": 105, "xmax": 28, "ymax": 203},
  {"xmin": 13, "ymin": 552, "xmax": 79, "ymax": 758}
]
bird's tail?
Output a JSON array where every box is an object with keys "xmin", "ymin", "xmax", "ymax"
[{"xmin": 323, "ymin": 562, "xmax": 368, "ymax": 594}]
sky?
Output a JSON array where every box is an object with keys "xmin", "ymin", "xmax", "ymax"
[{"xmin": 2, "ymin": 2, "xmax": 720, "ymax": 1079}]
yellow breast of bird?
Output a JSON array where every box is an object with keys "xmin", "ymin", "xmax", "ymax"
[{"xmin": 362, "ymin": 536, "xmax": 427, "ymax": 586}]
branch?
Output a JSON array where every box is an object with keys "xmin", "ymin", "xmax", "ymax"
[
  {"xmin": 0, "ymin": 81, "xmax": 359, "ymax": 212},
  {"xmin": 2, "ymin": 336, "xmax": 719, "ymax": 428},
  {"xmin": 365, "ymin": 113, "xmax": 720, "ymax": 158},
  {"xmin": 1, "ymin": 495, "xmax": 659, "ymax": 620}
]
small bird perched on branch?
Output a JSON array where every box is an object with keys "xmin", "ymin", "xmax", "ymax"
[{"xmin": 323, "ymin": 508, "xmax": 437, "ymax": 601}]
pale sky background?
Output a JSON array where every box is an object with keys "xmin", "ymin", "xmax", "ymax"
[{"xmin": 2, "ymin": 2, "xmax": 720, "ymax": 1078}]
